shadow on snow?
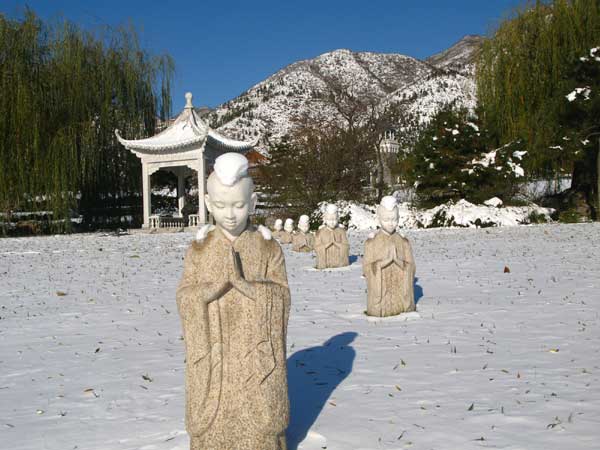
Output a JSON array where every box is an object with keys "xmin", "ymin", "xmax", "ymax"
[
  {"xmin": 286, "ymin": 331, "xmax": 357, "ymax": 449},
  {"xmin": 414, "ymin": 276, "xmax": 423, "ymax": 305}
]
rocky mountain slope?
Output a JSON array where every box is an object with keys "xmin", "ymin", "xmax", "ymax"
[{"xmin": 210, "ymin": 35, "xmax": 483, "ymax": 149}]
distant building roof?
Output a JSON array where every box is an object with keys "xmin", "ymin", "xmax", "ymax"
[{"xmin": 115, "ymin": 92, "xmax": 257, "ymax": 154}]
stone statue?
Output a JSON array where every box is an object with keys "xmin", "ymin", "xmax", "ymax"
[
  {"xmin": 291, "ymin": 214, "xmax": 314, "ymax": 252},
  {"xmin": 176, "ymin": 153, "xmax": 291, "ymax": 450},
  {"xmin": 278, "ymin": 218, "xmax": 294, "ymax": 244},
  {"xmin": 314, "ymin": 204, "xmax": 349, "ymax": 269},
  {"xmin": 272, "ymin": 218, "xmax": 286, "ymax": 242},
  {"xmin": 363, "ymin": 196, "xmax": 416, "ymax": 317}
]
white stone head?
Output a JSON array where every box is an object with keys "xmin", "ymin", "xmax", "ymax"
[
  {"xmin": 298, "ymin": 214, "xmax": 310, "ymax": 233},
  {"xmin": 273, "ymin": 219, "xmax": 283, "ymax": 231},
  {"xmin": 205, "ymin": 153, "xmax": 256, "ymax": 240},
  {"xmin": 377, "ymin": 196, "xmax": 399, "ymax": 235},
  {"xmin": 284, "ymin": 218, "xmax": 294, "ymax": 233},
  {"xmin": 323, "ymin": 203, "xmax": 339, "ymax": 229}
]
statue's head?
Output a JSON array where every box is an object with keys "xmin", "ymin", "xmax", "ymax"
[
  {"xmin": 298, "ymin": 215, "xmax": 310, "ymax": 233},
  {"xmin": 323, "ymin": 203, "xmax": 339, "ymax": 229},
  {"xmin": 205, "ymin": 153, "xmax": 256, "ymax": 239},
  {"xmin": 284, "ymin": 218, "xmax": 294, "ymax": 232},
  {"xmin": 273, "ymin": 219, "xmax": 283, "ymax": 231},
  {"xmin": 377, "ymin": 196, "xmax": 399, "ymax": 234}
]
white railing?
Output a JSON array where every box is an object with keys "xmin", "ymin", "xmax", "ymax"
[
  {"xmin": 188, "ymin": 214, "xmax": 199, "ymax": 227},
  {"xmin": 148, "ymin": 215, "xmax": 185, "ymax": 229},
  {"xmin": 149, "ymin": 215, "xmax": 161, "ymax": 229}
]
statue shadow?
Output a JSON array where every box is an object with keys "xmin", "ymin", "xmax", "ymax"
[
  {"xmin": 414, "ymin": 277, "xmax": 424, "ymax": 305},
  {"xmin": 286, "ymin": 332, "xmax": 357, "ymax": 449}
]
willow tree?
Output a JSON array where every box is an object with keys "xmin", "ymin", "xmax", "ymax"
[
  {"xmin": 477, "ymin": 0, "xmax": 600, "ymax": 218},
  {"xmin": 0, "ymin": 10, "xmax": 174, "ymax": 232}
]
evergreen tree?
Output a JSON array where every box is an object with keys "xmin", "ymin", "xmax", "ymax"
[{"xmin": 404, "ymin": 106, "xmax": 524, "ymax": 206}]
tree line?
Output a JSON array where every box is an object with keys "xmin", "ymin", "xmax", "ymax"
[
  {"xmin": 0, "ymin": 9, "xmax": 174, "ymax": 234},
  {"xmin": 263, "ymin": 0, "xmax": 600, "ymax": 222}
]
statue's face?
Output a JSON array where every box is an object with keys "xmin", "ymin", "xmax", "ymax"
[
  {"xmin": 274, "ymin": 220, "xmax": 283, "ymax": 231},
  {"xmin": 298, "ymin": 221, "xmax": 310, "ymax": 233},
  {"xmin": 206, "ymin": 178, "xmax": 256, "ymax": 238},
  {"xmin": 324, "ymin": 213, "xmax": 338, "ymax": 229},
  {"xmin": 284, "ymin": 221, "xmax": 294, "ymax": 232},
  {"xmin": 378, "ymin": 207, "xmax": 399, "ymax": 234}
]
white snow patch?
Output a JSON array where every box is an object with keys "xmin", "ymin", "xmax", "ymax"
[
  {"xmin": 340, "ymin": 200, "xmax": 554, "ymax": 230},
  {"xmin": 484, "ymin": 197, "xmax": 503, "ymax": 207}
]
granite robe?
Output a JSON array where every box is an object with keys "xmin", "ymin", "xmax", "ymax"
[
  {"xmin": 279, "ymin": 231, "xmax": 293, "ymax": 244},
  {"xmin": 363, "ymin": 231, "xmax": 416, "ymax": 317},
  {"xmin": 314, "ymin": 226, "xmax": 349, "ymax": 269},
  {"xmin": 176, "ymin": 226, "xmax": 291, "ymax": 450},
  {"xmin": 291, "ymin": 231, "xmax": 314, "ymax": 253}
]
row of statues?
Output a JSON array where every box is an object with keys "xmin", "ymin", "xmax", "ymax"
[
  {"xmin": 176, "ymin": 153, "xmax": 416, "ymax": 450},
  {"xmin": 271, "ymin": 201, "xmax": 416, "ymax": 317}
]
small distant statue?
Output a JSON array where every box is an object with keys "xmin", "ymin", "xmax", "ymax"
[
  {"xmin": 363, "ymin": 196, "xmax": 416, "ymax": 317},
  {"xmin": 272, "ymin": 218, "xmax": 285, "ymax": 241},
  {"xmin": 176, "ymin": 153, "xmax": 290, "ymax": 450},
  {"xmin": 314, "ymin": 204, "xmax": 349, "ymax": 269},
  {"xmin": 278, "ymin": 218, "xmax": 294, "ymax": 244},
  {"xmin": 291, "ymin": 214, "xmax": 314, "ymax": 252}
]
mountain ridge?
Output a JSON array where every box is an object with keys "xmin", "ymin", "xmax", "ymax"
[{"xmin": 208, "ymin": 35, "xmax": 483, "ymax": 149}]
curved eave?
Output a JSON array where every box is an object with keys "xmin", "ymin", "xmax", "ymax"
[
  {"xmin": 207, "ymin": 129, "xmax": 259, "ymax": 153},
  {"xmin": 114, "ymin": 129, "xmax": 205, "ymax": 152}
]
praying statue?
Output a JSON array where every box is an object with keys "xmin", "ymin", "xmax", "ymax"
[
  {"xmin": 291, "ymin": 214, "xmax": 314, "ymax": 253},
  {"xmin": 176, "ymin": 153, "xmax": 291, "ymax": 450},
  {"xmin": 363, "ymin": 196, "xmax": 416, "ymax": 317},
  {"xmin": 314, "ymin": 204, "xmax": 350, "ymax": 269},
  {"xmin": 272, "ymin": 219, "xmax": 285, "ymax": 242},
  {"xmin": 278, "ymin": 218, "xmax": 294, "ymax": 244}
]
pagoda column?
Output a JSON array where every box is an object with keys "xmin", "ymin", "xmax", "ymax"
[
  {"xmin": 177, "ymin": 168, "xmax": 186, "ymax": 218},
  {"xmin": 198, "ymin": 154, "xmax": 207, "ymax": 224},
  {"xmin": 141, "ymin": 161, "xmax": 151, "ymax": 228}
]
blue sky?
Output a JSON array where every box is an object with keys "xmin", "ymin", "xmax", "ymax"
[{"xmin": 4, "ymin": 0, "xmax": 523, "ymax": 110}]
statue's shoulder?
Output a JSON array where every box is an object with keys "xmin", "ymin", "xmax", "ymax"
[
  {"xmin": 190, "ymin": 224, "xmax": 215, "ymax": 251},
  {"xmin": 338, "ymin": 223, "xmax": 346, "ymax": 229},
  {"xmin": 257, "ymin": 224, "xmax": 272, "ymax": 241}
]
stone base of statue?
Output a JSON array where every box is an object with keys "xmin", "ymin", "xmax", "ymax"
[
  {"xmin": 314, "ymin": 226, "xmax": 349, "ymax": 269},
  {"xmin": 291, "ymin": 231, "xmax": 314, "ymax": 252},
  {"xmin": 363, "ymin": 230, "xmax": 416, "ymax": 317}
]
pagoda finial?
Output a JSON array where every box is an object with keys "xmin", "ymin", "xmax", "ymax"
[{"xmin": 185, "ymin": 92, "xmax": 193, "ymax": 109}]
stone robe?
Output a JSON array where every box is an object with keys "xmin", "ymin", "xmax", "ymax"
[
  {"xmin": 291, "ymin": 231, "xmax": 314, "ymax": 253},
  {"xmin": 273, "ymin": 230, "xmax": 291, "ymax": 244},
  {"xmin": 176, "ymin": 226, "xmax": 291, "ymax": 450},
  {"xmin": 363, "ymin": 231, "xmax": 416, "ymax": 317},
  {"xmin": 314, "ymin": 226, "xmax": 350, "ymax": 269}
]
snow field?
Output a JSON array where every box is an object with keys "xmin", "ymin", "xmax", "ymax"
[{"xmin": 1, "ymin": 223, "xmax": 599, "ymax": 449}]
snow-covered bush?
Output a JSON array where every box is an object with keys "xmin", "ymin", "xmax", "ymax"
[{"xmin": 402, "ymin": 106, "xmax": 524, "ymax": 206}]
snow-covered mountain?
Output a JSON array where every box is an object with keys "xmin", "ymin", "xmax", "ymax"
[
  {"xmin": 210, "ymin": 35, "xmax": 483, "ymax": 149},
  {"xmin": 426, "ymin": 34, "xmax": 484, "ymax": 75}
]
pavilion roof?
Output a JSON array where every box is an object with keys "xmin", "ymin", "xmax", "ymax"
[{"xmin": 115, "ymin": 93, "xmax": 258, "ymax": 153}]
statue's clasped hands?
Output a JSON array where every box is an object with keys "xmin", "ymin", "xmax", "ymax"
[
  {"xmin": 228, "ymin": 247, "xmax": 260, "ymax": 301},
  {"xmin": 377, "ymin": 246, "xmax": 406, "ymax": 270}
]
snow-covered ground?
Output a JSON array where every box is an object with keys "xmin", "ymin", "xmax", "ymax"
[
  {"xmin": 335, "ymin": 200, "xmax": 555, "ymax": 231},
  {"xmin": 1, "ymin": 223, "xmax": 599, "ymax": 450}
]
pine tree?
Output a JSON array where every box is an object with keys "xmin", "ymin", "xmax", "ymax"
[{"xmin": 404, "ymin": 106, "xmax": 523, "ymax": 206}]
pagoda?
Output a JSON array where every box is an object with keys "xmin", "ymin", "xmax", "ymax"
[{"xmin": 116, "ymin": 93, "xmax": 257, "ymax": 228}]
